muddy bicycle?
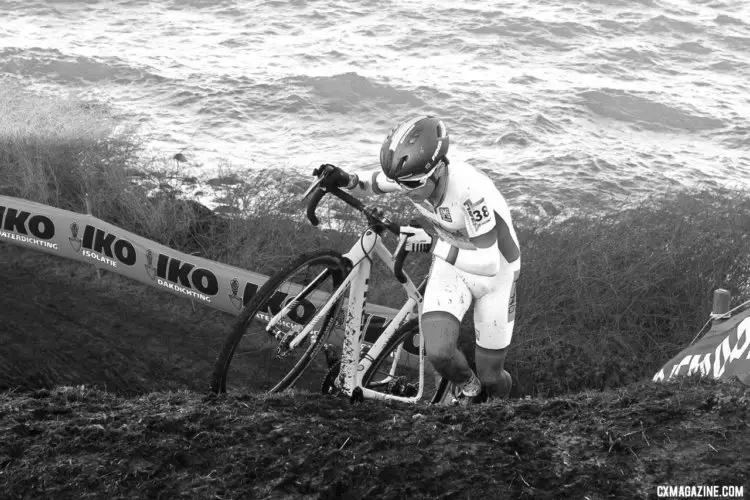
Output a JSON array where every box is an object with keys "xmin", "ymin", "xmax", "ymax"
[{"xmin": 210, "ymin": 171, "xmax": 454, "ymax": 404}]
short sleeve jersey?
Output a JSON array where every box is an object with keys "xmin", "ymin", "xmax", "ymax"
[{"xmin": 410, "ymin": 160, "xmax": 519, "ymax": 253}]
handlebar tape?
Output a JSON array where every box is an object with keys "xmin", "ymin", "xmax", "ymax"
[
  {"xmin": 306, "ymin": 188, "xmax": 325, "ymax": 226},
  {"xmin": 393, "ymin": 245, "xmax": 408, "ymax": 284}
]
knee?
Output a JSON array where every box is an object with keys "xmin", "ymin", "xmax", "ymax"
[{"xmin": 421, "ymin": 311, "xmax": 460, "ymax": 369}]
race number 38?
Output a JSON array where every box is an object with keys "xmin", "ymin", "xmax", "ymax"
[
  {"xmin": 471, "ymin": 206, "xmax": 490, "ymax": 223},
  {"xmin": 463, "ymin": 198, "xmax": 491, "ymax": 230}
]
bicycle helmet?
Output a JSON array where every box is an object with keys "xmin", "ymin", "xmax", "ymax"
[{"xmin": 379, "ymin": 116, "xmax": 449, "ymax": 180}]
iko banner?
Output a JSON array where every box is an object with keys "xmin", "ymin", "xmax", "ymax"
[{"xmin": 0, "ymin": 195, "xmax": 399, "ymax": 344}]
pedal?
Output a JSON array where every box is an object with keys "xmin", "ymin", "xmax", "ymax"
[
  {"xmin": 349, "ymin": 386, "xmax": 364, "ymax": 404},
  {"xmin": 385, "ymin": 377, "xmax": 418, "ymax": 397}
]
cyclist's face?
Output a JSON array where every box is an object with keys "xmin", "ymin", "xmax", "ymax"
[
  {"xmin": 403, "ymin": 162, "xmax": 446, "ymax": 203},
  {"xmin": 403, "ymin": 177, "xmax": 436, "ymax": 202}
]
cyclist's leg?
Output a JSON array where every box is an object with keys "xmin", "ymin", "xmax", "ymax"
[
  {"xmin": 421, "ymin": 258, "xmax": 477, "ymax": 389},
  {"xmin": 474, "ymin": 345, "xmax": 512, "ymax": 399},
  {"xmin": 472, "ymin": 260, "xmax": 520, "ymax": 399}
]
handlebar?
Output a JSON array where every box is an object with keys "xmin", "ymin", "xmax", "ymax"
[
  {"xmin": 304, "ymin": 178, "xmax": 410, "ymax": 283},
  {"xmin": 305, "ymin": 187, "xmax": 326, "ymax": 227}
]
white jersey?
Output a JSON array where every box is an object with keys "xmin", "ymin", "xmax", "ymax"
[
  {"xmin": 409, "ymin": 160, "xmax": 519, "ymax": 257},
  {"xmin": 357, "ymin": 160, "xmax": 519, "ymax": 262}
]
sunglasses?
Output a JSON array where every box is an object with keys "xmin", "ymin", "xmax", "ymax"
[{"xmin": 395, "ymin": 167, "xmax": 438, "ymax": 190}]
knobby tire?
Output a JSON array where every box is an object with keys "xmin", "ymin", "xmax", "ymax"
[{"xmin": 210, "ymin": 250, "xmax": 348, "ymax": 394}]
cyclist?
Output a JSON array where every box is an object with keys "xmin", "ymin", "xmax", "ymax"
[{"xmin": 315, "ymin": 116, "xmax": 520, "ymax": 404}]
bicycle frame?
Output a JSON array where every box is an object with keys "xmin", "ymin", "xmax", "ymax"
[{"xmin": 264, "ymin": 227, "xmax": 429, "ymax": 404}]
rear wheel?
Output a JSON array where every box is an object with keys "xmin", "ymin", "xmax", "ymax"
[
  {"xmin": 210, "ymin": 250, "xmax": 349, "ymax": 395},
  {"xmin": 361, "ymin": 318, "xmax": 449, "ymax": 404}
]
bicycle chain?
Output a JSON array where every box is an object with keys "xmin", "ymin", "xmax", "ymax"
[{"xmin": 321, "ymin": 360, "xmax": 341, "ymax": 396}]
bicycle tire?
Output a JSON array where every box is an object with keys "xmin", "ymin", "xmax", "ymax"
[
  {"xmin": 361, "ymin": 318, "xmax": 450, "ymax": 404},
  {"xmin": 210, "ymin": 250, "xmax": 349, "ymax": 394}
]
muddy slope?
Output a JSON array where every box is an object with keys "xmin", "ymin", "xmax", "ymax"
[
  {"xmin": 1, "ymin": 381, "xmax": 749, "ymax": 499},
  {"xmin": 0, "ymin": 244, "xmax": 230, "ymax": 395}
]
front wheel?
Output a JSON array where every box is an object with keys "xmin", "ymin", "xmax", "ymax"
[
  {"xmin": 361, "ymin": 318, "xmax": 450, "ymax": 404},
  {"xmin": 210, "ymin": 250, "xmax": 349, "ymax": 395}
]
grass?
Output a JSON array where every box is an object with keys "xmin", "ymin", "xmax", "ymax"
[
  {"xmin": 2, "ymin": 83, "xmax": 750, "ymax": 400},
  {"xmin": 509, "ymin": 191, "xmax": 750, "ymax": 396}
]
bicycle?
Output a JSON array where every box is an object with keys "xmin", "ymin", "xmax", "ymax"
[{"xmin": 210, "ymin": 171, "xmax": 454, "ymax": 405}]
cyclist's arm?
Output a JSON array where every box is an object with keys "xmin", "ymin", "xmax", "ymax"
[
  {"xmin": 433, "ymin": 200, "xmax": 520, "ymax": 277},
  {"xmin": 433, "ymin": 232, "xmax": 502, "ymax": 277},
  {"xmin": 470, "ymin": 231, "xmax": 497, "ymax": 249},
  {"xmin": 346, "ymin": 170, "xmax": 401, "ymax": 194},
  {"xmin": 464, "ymin": 221, "xmax": 517, "ymax": 275}
]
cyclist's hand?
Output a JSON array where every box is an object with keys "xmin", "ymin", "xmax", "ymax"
[
  {"xmin": 399, "ymin": 223, "xmax": 434, "ymax": 253},
  {"xmin": 312, "ymin": 163, "xmax": 352, "ymax": 188}
]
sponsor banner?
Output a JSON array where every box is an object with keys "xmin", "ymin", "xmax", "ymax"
[
  {"xmin": 0, "ymin": 195, "xmax": 399, "ymax": 335},
  {"xmin": 0, "ymin": 200, "xmax": 73, "ymax": 258},
  {"xmin": 653, "ymin": 317, "xmax": 750, "ymax": 383}
]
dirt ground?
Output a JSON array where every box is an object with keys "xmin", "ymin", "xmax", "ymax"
[
  {"xmin": 1, "ymin": 381, "xmax": 749, "ymax": 499},
  {"xmin": 1, "ymin": 244, "xmax": 749, "ymax": 499}
]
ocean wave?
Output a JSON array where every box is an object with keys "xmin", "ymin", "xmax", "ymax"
[
  {"xmin": 672, "ymin": 41, "xmax": 713, "ymax": 55},
  {"xmin": 579, "ymin": 0, "xmax": 656, "ymax": 6},
  {"xmin": 496, "ymin": 130, "xmax": 534, "ymax": 147},
  {"xmin": 4, "ymin": 0, "xmax": 97, "ymax": 9},
  {"xmin": 118, "ymin": 0, "xmax": 151, "ymax": 6},
  {"xmin": 595, "ymin": 46, "xmax": 663, "ymax": 67},
  {"xmin": 156, "ymin": 75, "xmax": 318, "ymax": 120},
  {"xmin": 167, "ymin": 0, "xmax": 241, "ymax": 8},
  {"xmin": 509, "ymin": 75, "xmax": 543, "ymax": 85},
  {"xmin": 722, "ymin": 36, "xmax": 750, "ymax": 51},
  {"xmin": 255, "ymin": 0, "xmax": 305, "ymax": 7},
  {"xmin": 287, "ymin": 72, "xmax": 425, "ymax": 113},
  {"xmin": 218, "ymin": 37, "xmax": 251, "ymax": 48},
  {"xmin": 468, "ymin": 16, "xmax": 595, "ymax": 39},
  {"xmin": 709, "ymin": 59, "xmax": 745, "ymax": 71},
  {"xmin": 533, "ymin": 114, "xmax": 565, "ymax": 134},
  {"xmin": 593, "ymin": 19, "xmax": 632, "ymax": 35},
  {"xmin": 0, "ymin": 47, "xmax": 166, "ymax": 85},
  {"xmin": 45, "ymin": 0, "xmax": 101, "ymax": 3},
  {"xmin": 492, "ymin": 114, "xmax": 563, "ymax": 147},
  {"xmin": 467, "ymin": 23, "xmax": 570, "ymax": 51},
  {"xmin": 712, "ymin": 125, "xmax": 750, "ymax": 150},
  {"xmin": 579, "ymin": 89, "xmax": 725, "ymax": 131},
  {"xmin": 715, "ymin": 14, "xmax": 746, "ymax": 26},
  {"xmin": 641, "ymin": 15, "xmax": 704, "ymax": 35}
]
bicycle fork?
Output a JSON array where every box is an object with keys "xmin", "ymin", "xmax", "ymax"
[{"xmin": 338, "ymin": 256, "xmax": 370, "ymax": 396}]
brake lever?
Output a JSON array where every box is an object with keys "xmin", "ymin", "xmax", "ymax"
[
  {"xmin": 392, "ymin": 232, "xmax": 409, "ymax": 284},
  {"xmin": 393, "ymin": 233, "xmax": 407, "ymax": 259},
  {"xmin": 303, "ymin": 176, "xmax": 325, "ymax": 199}
]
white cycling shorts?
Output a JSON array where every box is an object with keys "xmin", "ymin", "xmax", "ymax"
[{"xmin": 422, "ymin": 254, "xmax": 520, "ymax": 350}]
